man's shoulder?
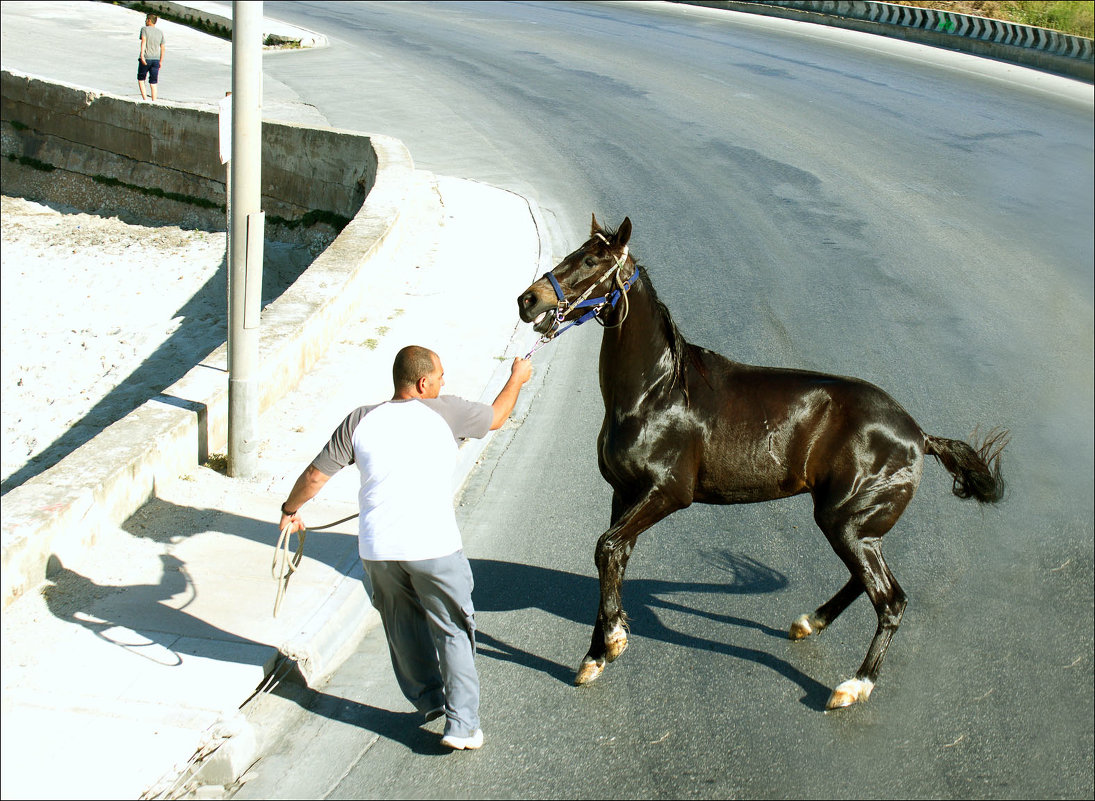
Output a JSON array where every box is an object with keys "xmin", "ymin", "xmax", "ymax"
[
  {"xmin": 420, "ymin": 395, "xmax": 486, "ymax": 411},
  {"xmin": 418, "ymin": 395, "xmax": 491, "ymax": 419},
  {"xmin": 418, "ymin": 396, "xmax": 493, "ymax": 438}
]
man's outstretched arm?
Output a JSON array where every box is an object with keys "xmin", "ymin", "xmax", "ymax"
[{"xmin": 489, "ymin": 357, "xmax": 532, "ymax": 430}]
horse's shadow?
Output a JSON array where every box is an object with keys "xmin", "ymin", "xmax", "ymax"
[
  {"xmin": 469, "ymin": 554, "xmax": 833, "ymax": 710},
  {"xmin": 269, "ymin": 550, "xmax": 829, "ymax": 751}
]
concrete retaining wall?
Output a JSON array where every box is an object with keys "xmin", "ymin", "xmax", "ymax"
[
  {"xmin": 682, "ymin": 1, "xmax": 1094, "ymax": 82},
  {"xmin": 0, "ymin": 71, "xmax": 415, "ymax": 607},
  {"xmin": 1, "ymin": 70, "xmax": 368, "ymax": 236}
]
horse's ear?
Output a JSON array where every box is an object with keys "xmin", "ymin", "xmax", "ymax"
[
  {"xmin": 590, "ymin": 213, "xmax": 601, "ymax": 235},
  {"xmin": 615, "ymin": 217, "xmax": 632, "ymax": 247}
]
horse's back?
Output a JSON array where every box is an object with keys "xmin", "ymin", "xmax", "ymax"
[{"xmin": 686, "ymin": 346, "xmax": 926, "ymax": 504}]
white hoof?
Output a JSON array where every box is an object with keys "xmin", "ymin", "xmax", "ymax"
[
  {"xmin": 826, "ymin": 677, "xmax": 874, "ymax": 709},
  {"xmin": 789, "ymin": 614, "xmax": 813, "ymax": 640},
  {"xmin": 605, "ymin": 624, "xmax": 628, "ymax": 662},
  {"xmin": 575, "ymin": 656, "xmax": 604, "ymax": 686},
  {"xmin": 790, "ymin": 613, "xmax": 825, "ymax": 640}
]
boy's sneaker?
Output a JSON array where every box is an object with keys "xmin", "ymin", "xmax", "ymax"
[
  {"xmin": 424, "ymin": 706, "xmax": 445, "ymax": 722},
  {"xmin": 441, "ymin": 728, "xmax": 484, "ymax": 750}
]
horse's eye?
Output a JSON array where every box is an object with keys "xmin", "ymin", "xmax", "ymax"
[{"xmin": 583, "ymin": 257, "xmax": 596, "ymax": 267}]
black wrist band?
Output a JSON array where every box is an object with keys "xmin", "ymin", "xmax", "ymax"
[{"xmin": 281, "ymin": 502, "xmax": 297, "ymax": 516}]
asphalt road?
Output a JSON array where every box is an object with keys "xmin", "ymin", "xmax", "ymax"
[{"xmin": 234, "ymin": 2, "xmax": 1093, "ymax": 798}]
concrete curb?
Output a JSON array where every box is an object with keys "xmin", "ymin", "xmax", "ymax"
[{"xmin": 678, "ymin": 0, "xmax": 1094, "ymax": 82}]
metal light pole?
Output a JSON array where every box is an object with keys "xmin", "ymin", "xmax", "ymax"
[{"xmin": 227, "ymin": 1, "xmax": 264, "ymax": 477}]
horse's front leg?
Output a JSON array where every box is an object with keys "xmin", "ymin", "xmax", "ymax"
[{"xmin": 575, "ymin": 490, "xmax": 680, "ymax": 686}]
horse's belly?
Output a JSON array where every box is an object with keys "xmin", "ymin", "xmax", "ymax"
[
  {"xmin": 599, "ymin": 412, "xmax": 806, "ymax": 505},
  {"xmin": 695, "ymin": 459, "xmax": 805, "ymax": 505}
]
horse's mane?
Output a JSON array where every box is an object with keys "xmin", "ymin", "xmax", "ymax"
[{"xmin": 632, "ymin": 263, "xmax": 694, "ymax": 402}]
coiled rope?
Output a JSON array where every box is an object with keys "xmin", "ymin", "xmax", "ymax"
[{"xmin": 271, "ymin": 512, "xmax": 358, "ymax": 617}]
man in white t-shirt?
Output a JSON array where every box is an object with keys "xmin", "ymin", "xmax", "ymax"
[{"xmin": 279, "ymin": 345, "xmax": 531, "ymax": 750}]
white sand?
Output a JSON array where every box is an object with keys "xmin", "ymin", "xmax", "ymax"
[{"xmin": 0, "ymin": 195, "xmax": 312, "ymax": 488}]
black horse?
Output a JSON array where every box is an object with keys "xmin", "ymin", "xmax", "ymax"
[{"xmin": 517, "ymin": 215, "xmax": 1007, "ymax": 709}]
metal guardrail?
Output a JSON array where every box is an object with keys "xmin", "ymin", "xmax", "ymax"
[
  {"xmin": 769, "ymin": 0, "xmax": 1092, "ymax": 59},
  {"xmin": 680, "ymin": 1, "xmax": 1094, "ymax": 82}
]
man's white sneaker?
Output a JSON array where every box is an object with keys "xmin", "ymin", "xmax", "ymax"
[{"xmin": 441, "ymin": 728, "xmax": 484, "ymax": 750}]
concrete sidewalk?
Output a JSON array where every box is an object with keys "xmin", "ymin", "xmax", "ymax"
[
  {"xmin": 1, "ymin": 172, "xmax": 546, "ymax": 801},
  {"xmin": 1, "ymin": 2, "xmax": 547, "ymax": 798}
]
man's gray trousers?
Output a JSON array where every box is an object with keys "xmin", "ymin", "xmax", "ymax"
[{"xmin": 362, "ymin": 550, "xmax": 479, "ymax": 738}]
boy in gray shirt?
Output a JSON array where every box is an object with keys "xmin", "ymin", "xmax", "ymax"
[{"xmin": 137, "ymin": 14, "xmax": 165, "ymax": 101}]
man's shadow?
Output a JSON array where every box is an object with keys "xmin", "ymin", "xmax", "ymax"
[
  {"xmin": 44, "ymin": 553, "xmax": 272, "ymax": 667},
  {"xmin": 41, "ymin": 498, "xmax": 362, "ymax": 669},
  {"xmin": 41, "ymin": 532, "xmax": 448, "ymax": 753},
  {"xmin": 468, "ymin": 553, "xmax": 833, "ymax": 710}
]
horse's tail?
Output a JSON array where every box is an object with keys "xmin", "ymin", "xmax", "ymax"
[{"xmin": 925, "ymin": 428, "xmax": 1009, "ymax": 504}]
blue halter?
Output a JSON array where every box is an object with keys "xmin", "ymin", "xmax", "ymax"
[
  {"xmin": 525, "ymin": 245, "xmax": 634, "ymax": 358},
  {"xmin": 544, "ymin": 268, "xmax": 633, "ymax": 335}
]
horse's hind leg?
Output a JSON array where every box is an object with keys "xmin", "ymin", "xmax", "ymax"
[
  {"xmin": 823, "ymin": 527, "xmax": 908, "ymax": 709},
  {"xmin": 789, "ymin": 576, "xmax": 863, "ymax": 640},
  {"xmin": 802, "ymin": 462, "xmax": 918, "ymax": 708}
]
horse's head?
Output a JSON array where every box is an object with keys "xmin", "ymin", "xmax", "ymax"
[{"xmin": 518, "ymin": 214, "xmax": 635, "ymax": 339}]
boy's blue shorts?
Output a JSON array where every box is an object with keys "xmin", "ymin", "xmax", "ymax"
[{"xmin": 137, "ymin": 59, "xmax": 160, "ymax": 84}]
